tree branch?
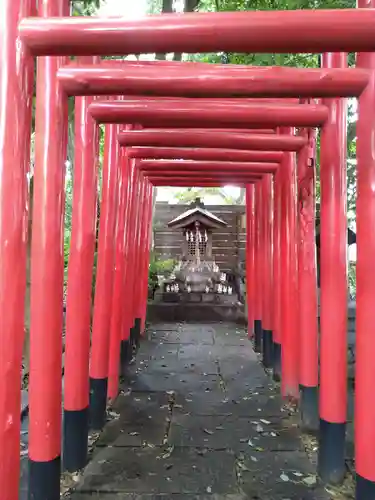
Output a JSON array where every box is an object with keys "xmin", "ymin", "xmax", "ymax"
[
  {"xmin": 172, "ymin": 0, "xmax": 201, "ymax": 61},
  {"xmin": 156, "ymin": 0, "xmax": 173, "ymax": 60},
  {"xmin": 185, "ymin": 0, "xmax": 200, "ymax": 10}
]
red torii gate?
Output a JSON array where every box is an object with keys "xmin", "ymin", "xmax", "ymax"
[
  {"xmin": 0, "ymin": 1, "xmax": 374, "ymax": 499},
  {"xmin": 81, "ymin": 88, "xmax": 345, "ymax": 494}
]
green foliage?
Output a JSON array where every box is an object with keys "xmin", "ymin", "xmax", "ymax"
[
  {"xmin": 173, "ymin": 186, "xmax": 245, "ymax": 204},
  {"xmin": 71, "ymin": 0, "xmax": 100, "ymax": 15},
  {"xmin": 184, "ymin": 0, "xmax": 358, "ymax": 229},
  {"xmin": 148, "ymin": 253, "xmax": 176, "ymax": 293},
  {"xmin": 92, "ymin": 251, "xmax": 98, "ymax": 301},
  {"xmin": 348, "ymin": 262, "xmax": 356, "ymax": 298},
  {"xmin": 149, "ymin": 253, "xmax": 176, "ymax": 277}
]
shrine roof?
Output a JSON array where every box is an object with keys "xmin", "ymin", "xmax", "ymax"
[{"xmin": 168, "ymin": 205, "xmax": 227, "ymax": 230}]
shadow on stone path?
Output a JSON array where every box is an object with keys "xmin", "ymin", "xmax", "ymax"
[{"xmin": 67, "ymin": 322, "xmax": 331, "ymax": 499}]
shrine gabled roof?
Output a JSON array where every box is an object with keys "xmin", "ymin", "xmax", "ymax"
[{"xmin": 167, "ymin": 206, "xmax": 227, "ymax": 230}]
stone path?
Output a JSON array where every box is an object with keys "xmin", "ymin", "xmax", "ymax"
[{"xmin": 67, "ymin": 322, "xmax": 331, "ymax": 499}]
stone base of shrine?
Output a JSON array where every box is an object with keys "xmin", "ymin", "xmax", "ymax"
[
  {"xmin": 147, "ymin": 301, "xmax": 246, "ymax": 324},
  {"xmin": 162, "ymin": 291, "xmax": 234, "ymax": 303}
]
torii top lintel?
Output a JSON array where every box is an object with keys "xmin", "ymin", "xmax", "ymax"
[
  {"xmin": 118, "ymin": 129, "xmax": 307, "ymax": 152},
  {"xmin": 57, "ymin": 62, "xmax": 368, "ymax": 99},
  {"xmin": 19, "ymin": 9, "xmax": 375, "ymax": 56},
  {"xmin": 89, "ymin": 99, "xmax": 328, "ymax": 128}
]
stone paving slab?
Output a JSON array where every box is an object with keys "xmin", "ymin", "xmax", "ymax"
[
  {"xmin": 97, "ymin": 392, "xmax": 171, "ymax": 448},
  {"xmin": 66, "ymin": 322, "xmax": 330, "ymax": 500},
  {"xmin": 96, "ymin": 418, "xmax": 167, "ymax": 448},
  {"xmin": 237, "ymin": 451, "xmax": 329, "ymax": 499},
  {"xmin": 168, "ymin": 413, "xmax": 303, "ymax": 451},
  {"xmin": 125, "ymin": 372, "xmax": 222, "ymax": 394},
  {"xmin": 111, "ymin": 391, "xmax": 170, "ymax": 419},
  {"xmin": 212, "ymin": 323, "xmax": 249, "ymax": 346},
  {"xmin": 214, "ymin": 333, "xmax": 249, "ymax": 347},
  {"xmin": 172, "ymin": 391, "xmax": 285, "ymax": 418},
  {"xmin": 142, "ymin": 343, "xmax": 180, "ymax": 356},
  {"xmin": 75, "ymin": 446, "xmax": 239, "ymax": 495},
  {"xmin": 149, "ymin": 324, "xmax": 181, "ymax": 332},
  {"xmin": 70, "ymin": 494, "xmax": 247, "ymax": 499},
  {"xmin": 139, "ymin": 356, "xmax": 184, "ymax": 375},
  {"xmin": 150, "ymin": 325, "xmax": 214, "ymax": 345},
  {"xmin": 177, "ymin": 345, "xmax": 220, "ymax": 374}
]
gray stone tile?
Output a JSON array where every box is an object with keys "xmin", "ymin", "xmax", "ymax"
[
  {"xmin": 213, "ymin": 324, "xmax": 248, "ymax": 346},
  {"xmin": 111, "ymin": 392, "xmax": 170, "ymax": 418},
  {"xmin": 96, "ymin": 417, "xmax": 167, "ymax": 448},
  {"xmin": 169, "ymin": 413, "xmax": 302, "ymax": 452},
  {"xmin": 173, "ymin": 386, "xmax": 283, "ymax": 418},
  {"xmin": 149, "ymin": 324, "xmax": 181, "ymax": 332},
  {"xmin": 69, "ymin": 494, "xmax": 246, "ymax": 499},
  {"xmin": 127, "ymin": 372, "xmax": 221, "ymax": 394},
  {"xmin": 137, "ymin": 356, "xmax": 185, "ymax": 376},
  {"xmin": 152, "ymin": 327, "xmax": 214, "ymax": 345},
  {"xmin": 237, "ymin": 451, "xmax": 330, "ymax": 499},
  {"xmin": 75, "ymin": 446, "xmax": 238, "ymax": 495},
  {"xmin": 97, "ymin": 393, "xmax": 170, "ymax": 448}
]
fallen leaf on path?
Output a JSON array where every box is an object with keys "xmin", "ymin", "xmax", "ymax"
[
  {"xmin": 159, "ymin": 445, "xmax": 175, "ymax": 459},
  {"xmin": 196, "ymin": 448, "xmax": 208, "ymax": 456},
  {"xmin": 303, "ymin": 475, "xmax": 317, "ymax": 486},
  {"xmin": 280, "ymin": 473, "xmax": 290, "ymax": 482}
]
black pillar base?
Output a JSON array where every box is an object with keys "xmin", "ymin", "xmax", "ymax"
[
  {"xmin": 247, "ymin": 323, "xmax": 254, "ymax": 338},
  {"xmin": 318, "ymin": 419, "xmax": 346, "ymax": 484},
  {"xmin": 28, "ymin": 456, "xmax": 61, "ymax": 500},
  {"xmin": 356, "ymin": 474, "xmax": 375, "ymax": 499},
  {"xmin": 300, "ymin": 385, "xmax": 319, "ymax": 433},
  {"xmin": 129, "ymin": 326, "xmax": 136, "ymax": 359},
  {"xmin": 120, "ymin": 339, "xmax": 130, "ymax": 377},
  {"xmin": 129, "ymin": 318, "xmax": 141, "ymax": 361},
  {"xmin": 63, "ymin": 407, "xmax": 89, "ymax": 472},
  {"xmin": 254, "ymin": 319, "xmax": 262, "ymax": 353},
  {"xmin": 134, "ymin": 317, "xmax": 141, "ymax": 349},
  {"xmin": 262, "ymin": 329, "xmax": 273, "ymax": 368},
  {"xmin": 272, "ymin": 341, "xmax": 281, "ymax": 381},
  {"xmin": 89, "ymin": 377, "xmax": 108, "ymax": 431}
]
